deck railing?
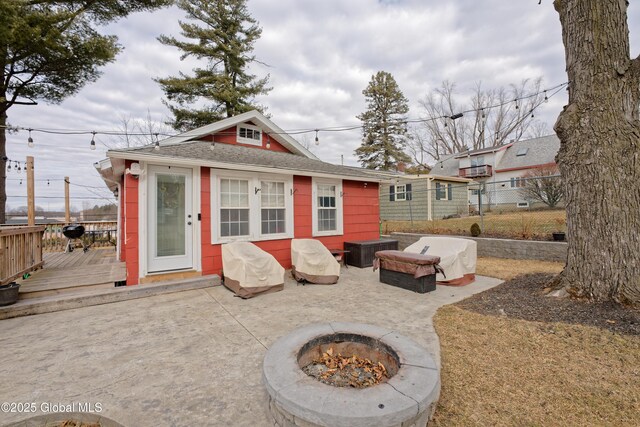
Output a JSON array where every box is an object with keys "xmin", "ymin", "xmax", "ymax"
[
  {"xmin": 42, "ymin": 221, "xmax": 118, "ymax": 252},
  {"xmin": 0, "ymin": 226, "xmax": 46, "ymax": 285}
]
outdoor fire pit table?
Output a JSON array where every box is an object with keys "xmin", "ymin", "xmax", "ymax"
[
  {"xmin": 263, "ymin": 322, "xmax": 440, "ymax": 427},
  {"xmin": 373, "ymin": 250, "xmax": 443, "ymax": 293}
]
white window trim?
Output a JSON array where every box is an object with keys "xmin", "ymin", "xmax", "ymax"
[
  {"xmin": 395, "ymin": 184, "xmax": 406, "ymax": 201},
  {"xmin": 237, "ymin": 123, "xmax": 262, "ymax": 146},
  {"xmin": 210, "ymin": 169, "xmax": 293, "ymax": 244},
  {"xmin": 312, "ymin": 178, "xmax": 343, "ymax": 237}
]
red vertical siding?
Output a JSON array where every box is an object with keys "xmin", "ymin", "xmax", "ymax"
[
  {"xmin": 124, "ymin": 161, "xmax": 139, "ymax": 285},
  {"xmin": 198, "ymin": 172, "xmax": 379, "ymax": 276},
  {"xmin": 204, "ymin": 126, "xmax": 290, "ymax": 152},
  {"xmin": 119, "ymin": 175, "xmax": 126, "ymax": 262}
]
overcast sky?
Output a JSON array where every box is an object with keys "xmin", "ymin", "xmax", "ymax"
[{"xmin": 5, "ymin": 0, "xmax": 640, "ymax": 211}]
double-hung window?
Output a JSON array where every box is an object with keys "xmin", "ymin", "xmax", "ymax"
[
  {"xmin": 435, "ymin": 182, "xmax": 453, "ymax": 201},
  {"xmin": 212, "ymin": 171, "xmax": 293, "ymax": 243},
  {"xmin": 220, "ymin": 179, "xmax": 250, "ymax": 237},
  {"xmin": 261, "ymin": 181, "xmax": 286, "ymax": 235},
  {"xmin": 312, "ymin": 179, "xmax": 343, "ymax": 236}
]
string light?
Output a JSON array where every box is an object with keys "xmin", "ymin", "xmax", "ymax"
[
  {"xmin": 266, "ymin": 134, "xmax": 271, "ymax": 149},
  {"xmin": 210, "ymin": 140, "xmax": 215, "ymax": 150},
  {"xmin": 90, "ymin": 132, "xmax": 96, "ymax": 150},
  {"xmin": 1, "ymin": 81, "xmax": 568, "ymax": 146},
  {"xmin": 154, "ymin": 133, "xmax": 160, "ymax": 151},
  {"xmin": 6, "ymin": 162, "xmax": 11, "ymax": 172}
]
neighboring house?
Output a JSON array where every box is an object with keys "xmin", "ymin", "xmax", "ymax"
[
  {"xmin": 433, "ymin": 134, "xmax": 560, "ymax": 208},
  {"xmin": 95, "ymin": 111, "xmax": 383, "ymax": 285},
  {"xmin": 379, "ymin": 174, "xmax": 471, "ymax": 221}
]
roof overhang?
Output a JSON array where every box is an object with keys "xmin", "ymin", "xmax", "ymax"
[
  {"xmin": 106, "ymin": 151, "xmax": 382, "ymax": 183},
  {"xmin": 93, "ymin": 158, "xmax": 124, "ymax": 192}
]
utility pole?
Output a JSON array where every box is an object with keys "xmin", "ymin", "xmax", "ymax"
[
  {"xmin": 26, "ymin": 156, "xmax": 35, "ymax": 226},
  {"xmin": 64, "ymin": 176, "xmax": 70, "ymax": 224}
]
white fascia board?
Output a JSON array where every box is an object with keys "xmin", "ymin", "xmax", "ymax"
[{"xmin": 107, "ymin": 151, "xmax": 379, "ymax": 183}]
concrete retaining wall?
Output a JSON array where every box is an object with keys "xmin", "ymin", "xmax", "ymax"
[{"xmin": 390, "ymin": 232, "xmax": 568, "ymax": 262}]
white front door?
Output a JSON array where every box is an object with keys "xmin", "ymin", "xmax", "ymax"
[{"xmin": 147, "ymin": 165, "xmax": 193, "ymax": 272}]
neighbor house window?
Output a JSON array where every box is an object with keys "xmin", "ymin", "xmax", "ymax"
[
  {"xmin": 390, "ymin": 183, "xmax": 412, "ymax": 202},
  {"xmin": 237, "ymin": 124, "xmax": 262, "ymax": 146},
  {"xmin": 510, "ymin": 177, "xmax": 525, "ymax": 188},
  {"xmin": 261, "ymin": 181, "xmax": 286, "ymax": 235},
  {"xmin": 312, "ymin": 179, "xmax": 343, "ymax": 236},
  {"xmin": 220, "ymin": 179, "xmax": 250, "ymax": 237},
  {"xmin": 212, "ymin": 171, "xmax": 293, "ymax": 243},
  {"xmin": 435, "ymin": 183, "xmax": 453, "ymax": 201}
]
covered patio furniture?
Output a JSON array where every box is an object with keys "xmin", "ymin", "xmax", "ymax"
[
  {"xmin": 373, "ymin": 250, "xmax": 443, "ymax": 293},
  {"xmin": 221, "ymin": 242, "xmax": 285, "ymax": 298},
  {"xmin": 291, "ymin": 239, "xmax": 340, "ymax": 284},
  {"xmin": 404, "ymin": 237, "xmax": 477, "ymax": 286}
]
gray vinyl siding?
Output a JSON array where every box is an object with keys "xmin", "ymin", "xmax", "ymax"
[
  {"xmin": 431, "ymin": 180, "xmax": 469, "ymax": 218},
  {"xmin": 379, "ymin": 179, "xmax": 429, "ymax": 221}
]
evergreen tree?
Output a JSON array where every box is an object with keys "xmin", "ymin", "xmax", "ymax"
[
  {"xmin": 0, "ymin": 0, "xmax": 169, "ymax": 224},
  {"xmin": 355, "ymin": 71, "xmax": 411, "ymax": 170},
  {"xmin": 156, "ymin": 0, "xmax": 271, "ymax": 131}
]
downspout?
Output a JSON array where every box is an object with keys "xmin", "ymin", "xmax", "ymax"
[{"xmin": 427, "ymin": 177, "xmax": 433, "ymax": 221}]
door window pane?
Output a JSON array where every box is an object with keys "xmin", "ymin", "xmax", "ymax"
[{"xmin": 156, "ymin": 174, "xmax": 186, "ymax": 257}]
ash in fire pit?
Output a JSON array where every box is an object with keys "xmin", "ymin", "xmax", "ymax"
[{"xmin": 263, "ymin": 323, "xmax": 440, "ymax": 427}]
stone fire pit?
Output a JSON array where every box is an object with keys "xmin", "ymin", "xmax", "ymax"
[{"xmin": 263, "ymin": 322, "xmax": 440, "ymax": 427}]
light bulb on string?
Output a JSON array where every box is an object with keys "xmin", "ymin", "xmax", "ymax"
[
  {"xmin": 314, "ymin": 130, "xmax": 319, "ymax": 145},
  {"xmin": 19, "ymin": 179, "xmax": 22, "ymax": 185},
  {"xmin": 154, "ymin": 133, "xmax": 160, "ymax": 151},
  {"xmin": 210, "ymin": 140, "xmax": 215, "ymax": 151},
  {"xmin": 27, "ymin": 129, "xmax": 34, "ymax": 148},
  {"xmin": 481, "ymin": 109, "xmax": 486, "ymax": 120},
  {"xmin": 90, "ymin": 132, "xmax": 96, "ymax": 150},
  {"xmin": 514, "ymin": 99, "xmax": 519, "ymax": 110},
  {"xmin": 544, "ymin": 91, "xmax": 548, "ymax": 103},
  {"xmin": 6, "ymin": 162, "xmax": 11, "ymax": 172},
  {"xmin": 47, "ymin": 179, "xmax": 50, "ymax": 186},
  {"xmin": 17, "ymin": 163, "xmax": 21, "ymax": 174},
  {"xmin": 265, "ymin": 134, "xmax": 271, "ymax": 149}
]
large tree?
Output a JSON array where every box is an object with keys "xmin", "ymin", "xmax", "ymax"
[
  {"xmin": 552, "ymin": 0, "xmax": 639, "ymax": 304},
  {"xmin": 156, "ymin": 0, "xmax": 271, "ymax": 132},
  {"xmin": 411, "ymin": 79, "xmax": 546, "ymax": 163},
  {"xmin": 0, "ymin": 0, "xmax": 169, "ymax": 224},
  {"xmin": 356, "ymin": 71, "xmax": 411, "ymax": 170}
]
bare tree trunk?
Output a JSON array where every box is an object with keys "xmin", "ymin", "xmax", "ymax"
[
  {"xmin": 554, "ymin": 0, "xmax": 640, "ymax": 304},
  {"xmin": 0, "ymin": 111, "xmax": 6, "ymax": 224}
]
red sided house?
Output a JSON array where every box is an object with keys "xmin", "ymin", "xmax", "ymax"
[{"xmin": 95, "ymin": 111, "xmax": 382, "ymax": 285}]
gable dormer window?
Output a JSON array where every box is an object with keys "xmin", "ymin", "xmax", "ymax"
[{"xmin": 237, "ymin": 124, "xmax": 262, "ymax": 146}]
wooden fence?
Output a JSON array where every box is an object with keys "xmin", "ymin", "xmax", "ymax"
[
  {"xmin": 0, "ymin": 226, "xmax": 46, "ymax": 285},
  {"xmin": 42, "ymin": 221, "xmax": 118, "ymax": 252}
]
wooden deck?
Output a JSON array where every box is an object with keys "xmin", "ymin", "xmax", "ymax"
[{"xmin": 17, "ymin": 248, "xmax": 126, "ymax": 295}]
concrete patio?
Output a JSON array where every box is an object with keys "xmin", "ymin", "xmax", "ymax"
[{"xmin": 0, "ymin": 267, "xmax": 500, "ymax": 427}]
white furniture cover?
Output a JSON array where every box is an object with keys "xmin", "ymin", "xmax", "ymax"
[
  {"xmin": 404, "ymin": 237, "xmax": 477, "ymax": 285},
  {"xmin": 221, "ymin": 242, "xmax": 285, "ymax": 298},
  {"xmin": 291, "ymin": 239, "xmax": 340, "ymax": 284}
]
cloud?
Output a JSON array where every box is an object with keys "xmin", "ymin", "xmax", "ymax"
[{"xmin": 5, "ymin": 0, "xmax": 640, "ymax": 210}]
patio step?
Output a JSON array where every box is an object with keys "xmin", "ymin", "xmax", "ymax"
[
  {"xmin": 19, "ymin": 281, "xmax": 117, "ymax": 300},
  {"xmin": 0, "ymin": 275, "xmax": 221, "ymax": 320}
]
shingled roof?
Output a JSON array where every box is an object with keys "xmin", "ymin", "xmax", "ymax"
[
  {"xmin": 495, "ymin": 134, "xmax": 559, "ymax": 171},
  {"xmin": 108, "ymin": 140, "xmax": 382, "ymax": 181}
]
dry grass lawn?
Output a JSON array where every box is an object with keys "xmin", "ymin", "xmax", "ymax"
[
  {"xmin": 432, "ymin": 306, "xmax": 640, "ymax": 427},
  {"xmin": 432, "ymin": 257, "xmax": 639, "ymax": 426},
  {"xmin": 382, "ymin": 209, "xmax": 566, "ymax": 240},
  {"xmin": 476, "ymin": 256, "xmax": 564, "ymax": 280}
]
